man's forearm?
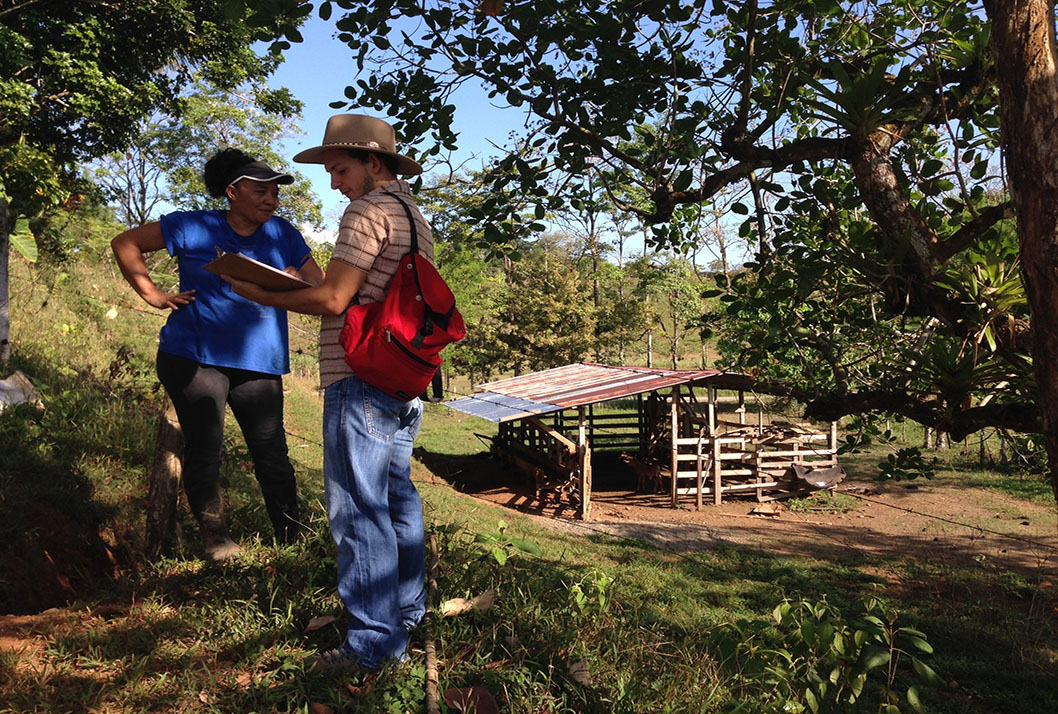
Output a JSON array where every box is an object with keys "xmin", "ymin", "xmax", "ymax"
[{"xmin": 225, "ymin": 260, "xmax": 368, "ymax": 316}]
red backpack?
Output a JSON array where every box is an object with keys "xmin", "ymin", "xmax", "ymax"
[{"xmin": 339, "ymin": 193, "xmax": 466, "ymax": 401}]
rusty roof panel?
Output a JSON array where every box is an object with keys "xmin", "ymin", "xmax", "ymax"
[{"xmin": 447, "ymin": 363, "xmax": 751, "ymax": 423}]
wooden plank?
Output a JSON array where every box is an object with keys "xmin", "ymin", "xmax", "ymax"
[
  {"xmin": 673, "ymin": 481, "xmax": 780, "ymax": 496},
  {"xmin": 720, "ymin": 481, "xmax": 781, "ymax": 492},
  {"xmin": 524, "ymin": 415, "xmax": 577, "ymax": 452},
  {"xmin": 757, "ymin": 448, "xmax": 837, "ymax": 457},
  {"xmin": 713, "ymin": 432, "xmax": 722, "ymax": 505},
  {"xmin": 695, "ymin": 437, "xmax": 704, "ymax": 510}
]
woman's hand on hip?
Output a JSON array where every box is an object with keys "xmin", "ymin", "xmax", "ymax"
[{"xmin": 145, "ymin": 287, "xmax": 197, "ymax": 310}]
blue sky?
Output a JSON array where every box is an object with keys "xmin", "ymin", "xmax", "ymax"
[
  {"xmin": 263, "ymin": 15, "xmax": 737, "ymax": 268},
  {"xmin": 266, "ymin": 15, "xmax": 525, "ymax": 237}
]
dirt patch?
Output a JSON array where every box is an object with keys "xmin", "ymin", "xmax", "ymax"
[
  {"xmin": 0, "ymin": 607, "xmax": 79, "ymax": 676},
  {"xmin": 0, "ymin": 501, "xmax": 128, "ymax": 615},
  {"xmin": 422, "ymin": 450, "xmax": 1058, "ymax": 580}
]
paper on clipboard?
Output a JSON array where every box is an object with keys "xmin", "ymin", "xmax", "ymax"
[{"xmin": 204, "ymin": 252, "xmax": 311, "ymax": 291}]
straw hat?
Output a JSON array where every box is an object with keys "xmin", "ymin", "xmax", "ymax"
[{"xmin": 292, "ymin": 114, "xmax": 423, "ymax": 175}]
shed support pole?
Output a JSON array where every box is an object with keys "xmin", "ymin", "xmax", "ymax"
[
  {"xmin": 578, "ymin": 406, "xmax": 591, "ymax": 520},
  {"xmin": 713, "ymin": 431, "xmax": 723, "ymax": 505},
  {"xmin": 670, "ymin": 386, "xmax": 679, "ymax": 507},
  {"xmin": 707, "ymin": 386, "xmax": 715, "ymax": 437},
  {"xmin": 637, "ymin": 393, "xmax": 645, "ymax": 457}
]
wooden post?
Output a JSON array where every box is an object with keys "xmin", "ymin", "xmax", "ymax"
[
  {"xmin": 578, "ymin": 406, "xmax": 591, "ymax": 520},
  {"xmin": 695, "ymin": 435, "xmax": 704, "ymax": 510},
  {"xmin": 588, "ymin": 402, "xmax": 595, "ymax": 448},
  {"xmin": 637, "ymin": 393, "xmax": 645, "ymax": 456},
  {"xmin": 712, "ymin": 433, "xmax": 722, "ymax": 505},
  {"xmin": 670, "ymin": 386, "xmax": 679, "ymax": 507},
  {"xmin": 707, "ymin": 386, "xmax": 715, "ymax": 438},
  {"xmin": 146, "ymin": 398, "xmax": 183, "ymax": 559}
]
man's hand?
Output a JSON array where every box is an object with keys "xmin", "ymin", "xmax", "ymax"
[{"xmin": 222, "ymin": 275, "xmax": 274, "ymax": 306}]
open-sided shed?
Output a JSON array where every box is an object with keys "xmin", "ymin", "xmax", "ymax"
[{"xmin": 446, "ymin": 363, "xmax": 842, "ymax": 519}]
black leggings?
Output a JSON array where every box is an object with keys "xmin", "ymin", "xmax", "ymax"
[{"xmin": 156, "ymin": 350, "xmax": 298, "ymax": 540}]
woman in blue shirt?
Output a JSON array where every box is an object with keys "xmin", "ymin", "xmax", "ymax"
[{"xmin": 112, "ymin": 149, "xmax": 324, "ymax": 560}]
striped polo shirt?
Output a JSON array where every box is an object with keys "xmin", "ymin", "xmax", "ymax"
[{"xmin": 319, "ymin": 180, "xmax": 435, "ymax": 389}]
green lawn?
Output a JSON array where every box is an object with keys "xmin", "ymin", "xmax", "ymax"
[{"xmin": 2, "ymin": 257, "xmax": 1056, "ymax": 713}]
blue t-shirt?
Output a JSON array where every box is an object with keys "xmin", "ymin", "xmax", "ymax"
[{"xmin": 157, "ymin": 210, "xmax": 311, "ymax": 375}]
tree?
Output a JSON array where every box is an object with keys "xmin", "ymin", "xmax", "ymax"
[
  {"xmin": 637, "ymin": 254, "xmax": 704, "ymax": 370},
  {"xmin": 0, "ymin": 0, "xmax": 309, "ymax": 365},
  {"xmin": 91, "ymin": 125, "xmax": 172, "ymax": 228},
  {"xmin": 92, "ymin": 79, "xmax": 323, "ymax": 230},
  {"xmin": 985, "ymin": 0, "xmax": 1058, "ymax": 502},
  {"xmin": 495, "ymin": 236, "xmax": 597, "ymax": 372},
  {"xmin": 419, "ymin": 176, "xmax": 510, "ymax": 384},
  {"xmin": 305, "ymin": 0, "xmax": 1058, "ymax": 496}
]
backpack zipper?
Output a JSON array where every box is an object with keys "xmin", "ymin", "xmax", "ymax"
[{"xmin": 386, "ymin": 329, "xmax": 435, "ymax": 368}]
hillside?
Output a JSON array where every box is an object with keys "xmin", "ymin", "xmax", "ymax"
[{"xmin": 1, "ymin": 250, "xmax": 1057, "ymax": 713}]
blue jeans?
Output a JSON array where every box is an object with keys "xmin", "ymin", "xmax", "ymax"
[{"xmin": 323, "ymin": 375, "xmax": 426, "ymax": 668}]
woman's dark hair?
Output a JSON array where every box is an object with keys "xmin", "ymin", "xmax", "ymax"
[
  {"xmin": 346, "ymin": 148, "xmax": 399, "ymax": 177},
  {"xmin": 204, "ymin": 148, "xmax": 256, "ymax": 199}
]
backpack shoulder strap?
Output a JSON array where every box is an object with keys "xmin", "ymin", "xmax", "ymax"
[{"xmin": 383, "ymin": 190, "xmax": 419, "ymax": 255}]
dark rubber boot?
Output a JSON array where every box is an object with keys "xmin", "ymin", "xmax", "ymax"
[
  {"xmin": 266, "ymin": 502, "xmax": 302, "ymax": 545},
  {"xmin": 195, "ymin": 495, "xmax": 242, "ymax": 562}
]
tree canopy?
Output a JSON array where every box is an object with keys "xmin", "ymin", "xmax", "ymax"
[
  {"xmin": 303, "ymin": 0, "xmax": 1057, "ymax": 496},
  {"xmin": 0, "ymin": 0, "xmax": 309, "ymax": 363}
]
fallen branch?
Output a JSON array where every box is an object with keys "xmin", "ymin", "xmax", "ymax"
[{"xmin": 425, "ymin": 532, "xmax": 440, "ymax": 714}]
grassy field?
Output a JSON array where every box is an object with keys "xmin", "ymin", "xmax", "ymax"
[{"xmin": 2, "ymin": 254, "xmax": 1057, "ymax": 713}]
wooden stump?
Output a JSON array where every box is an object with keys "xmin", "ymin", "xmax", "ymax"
[{"xmin": 145, "ymin": 399, "xmax": 183, "ymax": 558}]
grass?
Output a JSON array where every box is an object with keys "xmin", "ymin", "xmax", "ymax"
[
  {"xmin": 787, "ymin": 490, "xmax": 861, "ymax": 514},
  {"xmin": 2, "ymin": 253, "xmax": 1057, "ymax": 712}
]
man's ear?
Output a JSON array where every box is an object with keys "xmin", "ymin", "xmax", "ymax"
[
  {"xmin": 226, "ymin": 184, "xmax": 238, "ymax": 201},
  {"xmin": 367, "ymin": 152, "xmax": 394, "ymax": 179}
]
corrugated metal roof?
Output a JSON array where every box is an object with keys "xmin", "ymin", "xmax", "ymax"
[{"xmin": 445, "ymin": 363, "xmax": 753, "ymax": 423}]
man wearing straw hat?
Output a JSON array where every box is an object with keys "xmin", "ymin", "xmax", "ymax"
[{"xmin": 225, "ymin": 114, "xmax": 431, "ymax": 672}]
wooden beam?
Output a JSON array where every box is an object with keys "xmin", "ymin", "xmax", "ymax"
[
  {"xmin": 578, "ymin": 406, "xmax": 591, "ymax": 520},
  {"xmin": 670, "ymin": 385, "xmax": 679, "ymax": 507}
]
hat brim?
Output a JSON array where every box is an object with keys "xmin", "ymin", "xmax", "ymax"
[
  {"xmin": 235, "ymin": 172, "xmax": 294, "ymax": 185},
  {"xmin": 228, "ymin": 160, "xmax": 295, "ymax": 186},
  {"xmin": 293, "ymin": 144, "xmax": 423, "ymax": 175}
]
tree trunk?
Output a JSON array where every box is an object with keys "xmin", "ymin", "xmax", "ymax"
[
  {"xmin": 0, "ymin": 196, "xmax": 11, "ymax": 368},
  {"xmin": 987, "ymin": 0, "xmax": 1058, "ymax": 504},
  {"xmin": 145, "ymin": 398, "xmax": 184, "ymax": 558}
]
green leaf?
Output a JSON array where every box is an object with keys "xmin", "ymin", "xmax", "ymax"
[
  {"xmin": 804, "ymin": 687, "xmax": 819, "ymax": 714},
  {"xmin": 491, "ymin": 546, "xmax": 508, "ymax": 566},
  {"xmin": 508, "ymin": 537, "xmax": 543, "ymax": 556},
  {"xmin": 911, "ymin": 657, "xmax": 944, "ymax": 687},
  {"xmin": 10, "ymin": 227, "xmax": 37, "ymax": 262},
  {"xmin": 907, "ymin": 685, "xmax": 923, "ymax": 713},
  {"xmin": 859, "ymin": 646, "xmax": 890, "ymax": 671},
  {"xmin": 220, "ymin": 0, "xmax": 245, "ymax": 21}
]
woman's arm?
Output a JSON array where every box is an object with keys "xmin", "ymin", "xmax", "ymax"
[{"xmin": 111, "ymin": 222, "xmax": 197, "ymax": 310}]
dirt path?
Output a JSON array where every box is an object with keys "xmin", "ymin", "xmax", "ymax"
[{"xmin": 435, "ymin": 453, "xmax": 1058, "ymax": 579}]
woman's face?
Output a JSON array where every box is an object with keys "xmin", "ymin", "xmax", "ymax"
[{"xmin": 227, "ymin": 179, "xmax": 281, "ymax": 225}]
